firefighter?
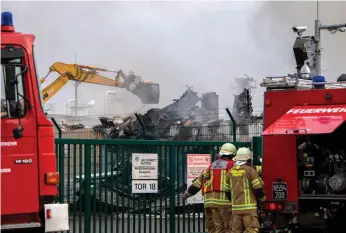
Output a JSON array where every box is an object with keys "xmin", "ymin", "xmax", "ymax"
[
  {"xmin": 224, "ymin": 147, "xmax": 266, "ymax": 233},
  {"xmin": 183, "ymin": 143, "xmax": 237, "ymax": 233},
  {"xmin": 182, "ymin": 167, "xmax": 216, "ymax": 233}
]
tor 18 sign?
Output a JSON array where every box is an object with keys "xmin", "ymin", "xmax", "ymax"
[{"xmin": 132, "ymin": 180, "xmax": 158, "ymax": 193}]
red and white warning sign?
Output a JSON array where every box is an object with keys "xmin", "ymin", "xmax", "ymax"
[{"xmin": 186, "ymin": 154, "xmax": 211, "ymax": 204}]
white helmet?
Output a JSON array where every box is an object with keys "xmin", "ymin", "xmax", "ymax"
[
  {"xmin": 219, "ymin": 143, "xmax": 237, "ymax": 156},
  {"xmin": 234, "ymin": 147, "xmax": 252, "ymax": 161}
]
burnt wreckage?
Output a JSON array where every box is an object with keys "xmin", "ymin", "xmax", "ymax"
[
  {"xmin": 93, "ymin": 85, "xmax": 263, "ymax": 141},
  {"xmin": 93, "ymin": 87, "xmax": 221, "ymax": 140}
]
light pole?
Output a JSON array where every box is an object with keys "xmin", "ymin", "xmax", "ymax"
[
  {"xmin": 314, "ymin": 2, "xmax": 346, "ymax": 76},
  {"xmin": 74, "ymin": 52, "xmax": 80, "ymax": 122},
  {"xmin": 314, "ymin": 21, "xmax": 346, "ymax": 76}
]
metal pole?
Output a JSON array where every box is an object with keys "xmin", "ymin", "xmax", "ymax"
[
  {"xmin": 314, "ymin": 19, "xmax": 322, "ymax": 76},
  {"xmin": 74, "ymin": 52, "xmax": 78, "ymax": 122},
  {"xmin": 313, "ymin": 1, "xmax": 346, "ymax": 76},
  {"xmin": 314, "ymin": 22, "xmax": 346, "ymax": 76}
]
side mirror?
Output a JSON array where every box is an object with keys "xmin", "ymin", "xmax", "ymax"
[{"xmin": 5, "ymin": 65, "xmax": 16, "ymax": 101}]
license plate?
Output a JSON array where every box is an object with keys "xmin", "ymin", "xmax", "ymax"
[{"xmin": 272, "ymin": 182, "xmax": 288, "ymax": 200}]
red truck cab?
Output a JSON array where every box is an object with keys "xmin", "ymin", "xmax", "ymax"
[{"xmin": 1, "ymin": 12, "xmax": 69, "ymax": 232}]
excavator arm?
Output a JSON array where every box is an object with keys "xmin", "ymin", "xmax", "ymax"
[{"xmin": 41, "ymin": 62, "xmax": 160, "ymax": 104}]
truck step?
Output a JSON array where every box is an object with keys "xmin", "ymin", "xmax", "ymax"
[{"xmin": 1, "ymin": 222, "xmax": 41, "ymax": 230}]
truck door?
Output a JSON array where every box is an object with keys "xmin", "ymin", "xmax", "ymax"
[{"xmin": 1, "ymin": 47, "xmax": 40, "ymax": 215}]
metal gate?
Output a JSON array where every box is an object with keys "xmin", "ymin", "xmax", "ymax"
[{"xmin": 56, "ymin": 139, "xmax": 253, "ymax": 233}]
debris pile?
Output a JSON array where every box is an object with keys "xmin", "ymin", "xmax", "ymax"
[
  {"xmin": 61, "ymin": 122, "xmax": 86, "ymax": 131},
  {"xmin": 93, "ymin": 87, "xmax": 223, "ymax": 140}
]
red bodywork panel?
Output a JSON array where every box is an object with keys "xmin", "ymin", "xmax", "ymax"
[
  {"xmin": 262, "ymin": 88, "xmax": 346, "ymax": 205},
  {"xmin": 1, "ymin": 30, "xmax": 57, "ymax": 218},
  {"xmin": 263, "ymin": 104, "xmax": 346, "ymax": 135}
]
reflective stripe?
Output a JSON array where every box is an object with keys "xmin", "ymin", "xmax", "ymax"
[
  {"xmin": 252, "ymin": 178, "xmax": 261, "ymax": 188},
  {"xmin": 224, "ymin": 179, "xmax": 230, "ymax": 191},
  {"xmin": 232, "ymin": 204, "xmax": 257, "ymax": 210},
  {"xmin": 204, "ymin": 198, "xmax": 232, "ymax": 206},
  {"xmin": 244, "ymin": 178, "xmax": 250, "ymax": 205},
  {"xmin": 210, "ymin": 170, "xmax": 214, "ymax": 192},
  {"xmin": 202, "ymin": 169, "xmax": 209, "ymax": 178},
  {"xmin": 220, "ymin": 170, "xmax": 226, "ymax": 192},
  {"xmin": 193, "ymin": 179, "xmax": 201, "ymax": 188}
]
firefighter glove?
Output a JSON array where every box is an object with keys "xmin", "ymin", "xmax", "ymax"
[{"xmin": 182, "ymin": 192, "xmax": 189, "ymax": 200}]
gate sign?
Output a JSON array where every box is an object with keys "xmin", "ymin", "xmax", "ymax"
[
  {"xmin": 132, "ymin": 153, "xmax": 158, "ymax": 180},
  {"xmin": 132, "ymin": 180, "xmax": 158, "ymax": 193},
  {"xmin": 186, "ymin": 154, "xmax": 211, "ymax": 204},
  {"xmin": 132, "ymin": 153, "xmax": 158, "ymax": 194}
]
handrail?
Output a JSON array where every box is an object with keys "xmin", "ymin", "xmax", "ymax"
[{"xmin": 261, "ymin": 76, "xmax": 346, "ymax": 90}]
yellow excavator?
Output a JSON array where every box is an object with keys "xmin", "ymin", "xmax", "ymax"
[{"xmin": 40, "ymin": 62, "xmax": 160, "ymax": 104}]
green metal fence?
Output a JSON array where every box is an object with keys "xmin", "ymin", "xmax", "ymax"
[{"xmin": 56, "ymin": 139, "xmax": 256, "ymax": 233}]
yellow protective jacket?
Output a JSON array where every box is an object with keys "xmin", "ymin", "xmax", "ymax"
[
  {"xmin": 224, "ymin": 164, "xmax": 266, "ymax": 214},
  {"xmin": 187, "ymin": 168, "xmax": 232, "ymax": 208}
]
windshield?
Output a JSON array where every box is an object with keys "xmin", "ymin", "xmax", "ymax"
[{"xmin": 1, "ymin": 58, "xmax": 26, "ymax": 118}]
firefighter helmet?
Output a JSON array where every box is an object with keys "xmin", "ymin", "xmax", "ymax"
[
  {"xmin": 219, "ymin": 143, "xmax": 237, "ymax": 156},
  {"xmin": 234, "ymin": 147, "xmax": 252, "ymax": 161}
]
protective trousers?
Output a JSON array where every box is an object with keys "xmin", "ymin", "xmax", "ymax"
[
  {"xmin": 211, "ymin": 208, "xmax": 232, "ymax": 233},
  {"xmin": 205, "ymin": 208, "xmax": 215, "ymax": 233},
  {"xmin": 231, "ymin": 211, "xmax": 260, "ymax": 233}
]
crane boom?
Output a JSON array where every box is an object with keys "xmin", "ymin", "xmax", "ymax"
[{"xmin": 41, "ymin": 62, "xmax": 160, "ymax": 104}]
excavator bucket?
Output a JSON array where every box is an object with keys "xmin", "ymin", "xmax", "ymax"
[
  {"xmin": 131, "ymin": 82, "xmax": 160, "ymax": 104},
  {"xmin": 124, "ymin": 73, "xmax": 160, "ymax": 104}
]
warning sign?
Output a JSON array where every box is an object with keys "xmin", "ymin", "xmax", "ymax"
[
  {"xmin": 186, "ymin": 154, "xmax": 211, "ymax": 204},
  {"xmin": 187, "ymin": 154, "xmax": 211, "ymax": 178}
]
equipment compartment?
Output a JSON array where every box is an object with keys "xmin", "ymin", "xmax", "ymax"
[{"xmin": 297, "ymin": 122, "xmax": 346, "ymax": 198}]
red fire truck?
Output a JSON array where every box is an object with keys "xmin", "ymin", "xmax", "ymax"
[
  {"xmin": 1, "ymin": 12, "xmax": 69, "ymax": 232},
  {"xmin": 259, "ymin": 17, "xmax": 346, "ymax": 232},
  {"xmin": 260, "ymin": 76, "xmax": 346, "ymax": 232}
]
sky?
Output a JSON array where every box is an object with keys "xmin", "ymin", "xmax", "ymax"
[{"xmin": 2, "ymin": 1, "xmax": 346, "ymax": 117}]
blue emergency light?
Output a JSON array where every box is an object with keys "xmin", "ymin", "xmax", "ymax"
[
  {"xmin": 1, "ymin": 12, "xmax": 13, "ymax": 26},
  {"xmin": 1, "ymin": 11, "xmax": 15, "ymax": 32},
  {"xmin": 312, "ymin": 75, "xmax": 326, "ymax": 83},
  {"xmin": 312, "ymin": 75, "xmax": 326, "ymax": 89}
]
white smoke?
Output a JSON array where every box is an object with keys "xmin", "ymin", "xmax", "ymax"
[{"xmin": 2, "ymin": 1, "xmax": 345, "ymax": 117}]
